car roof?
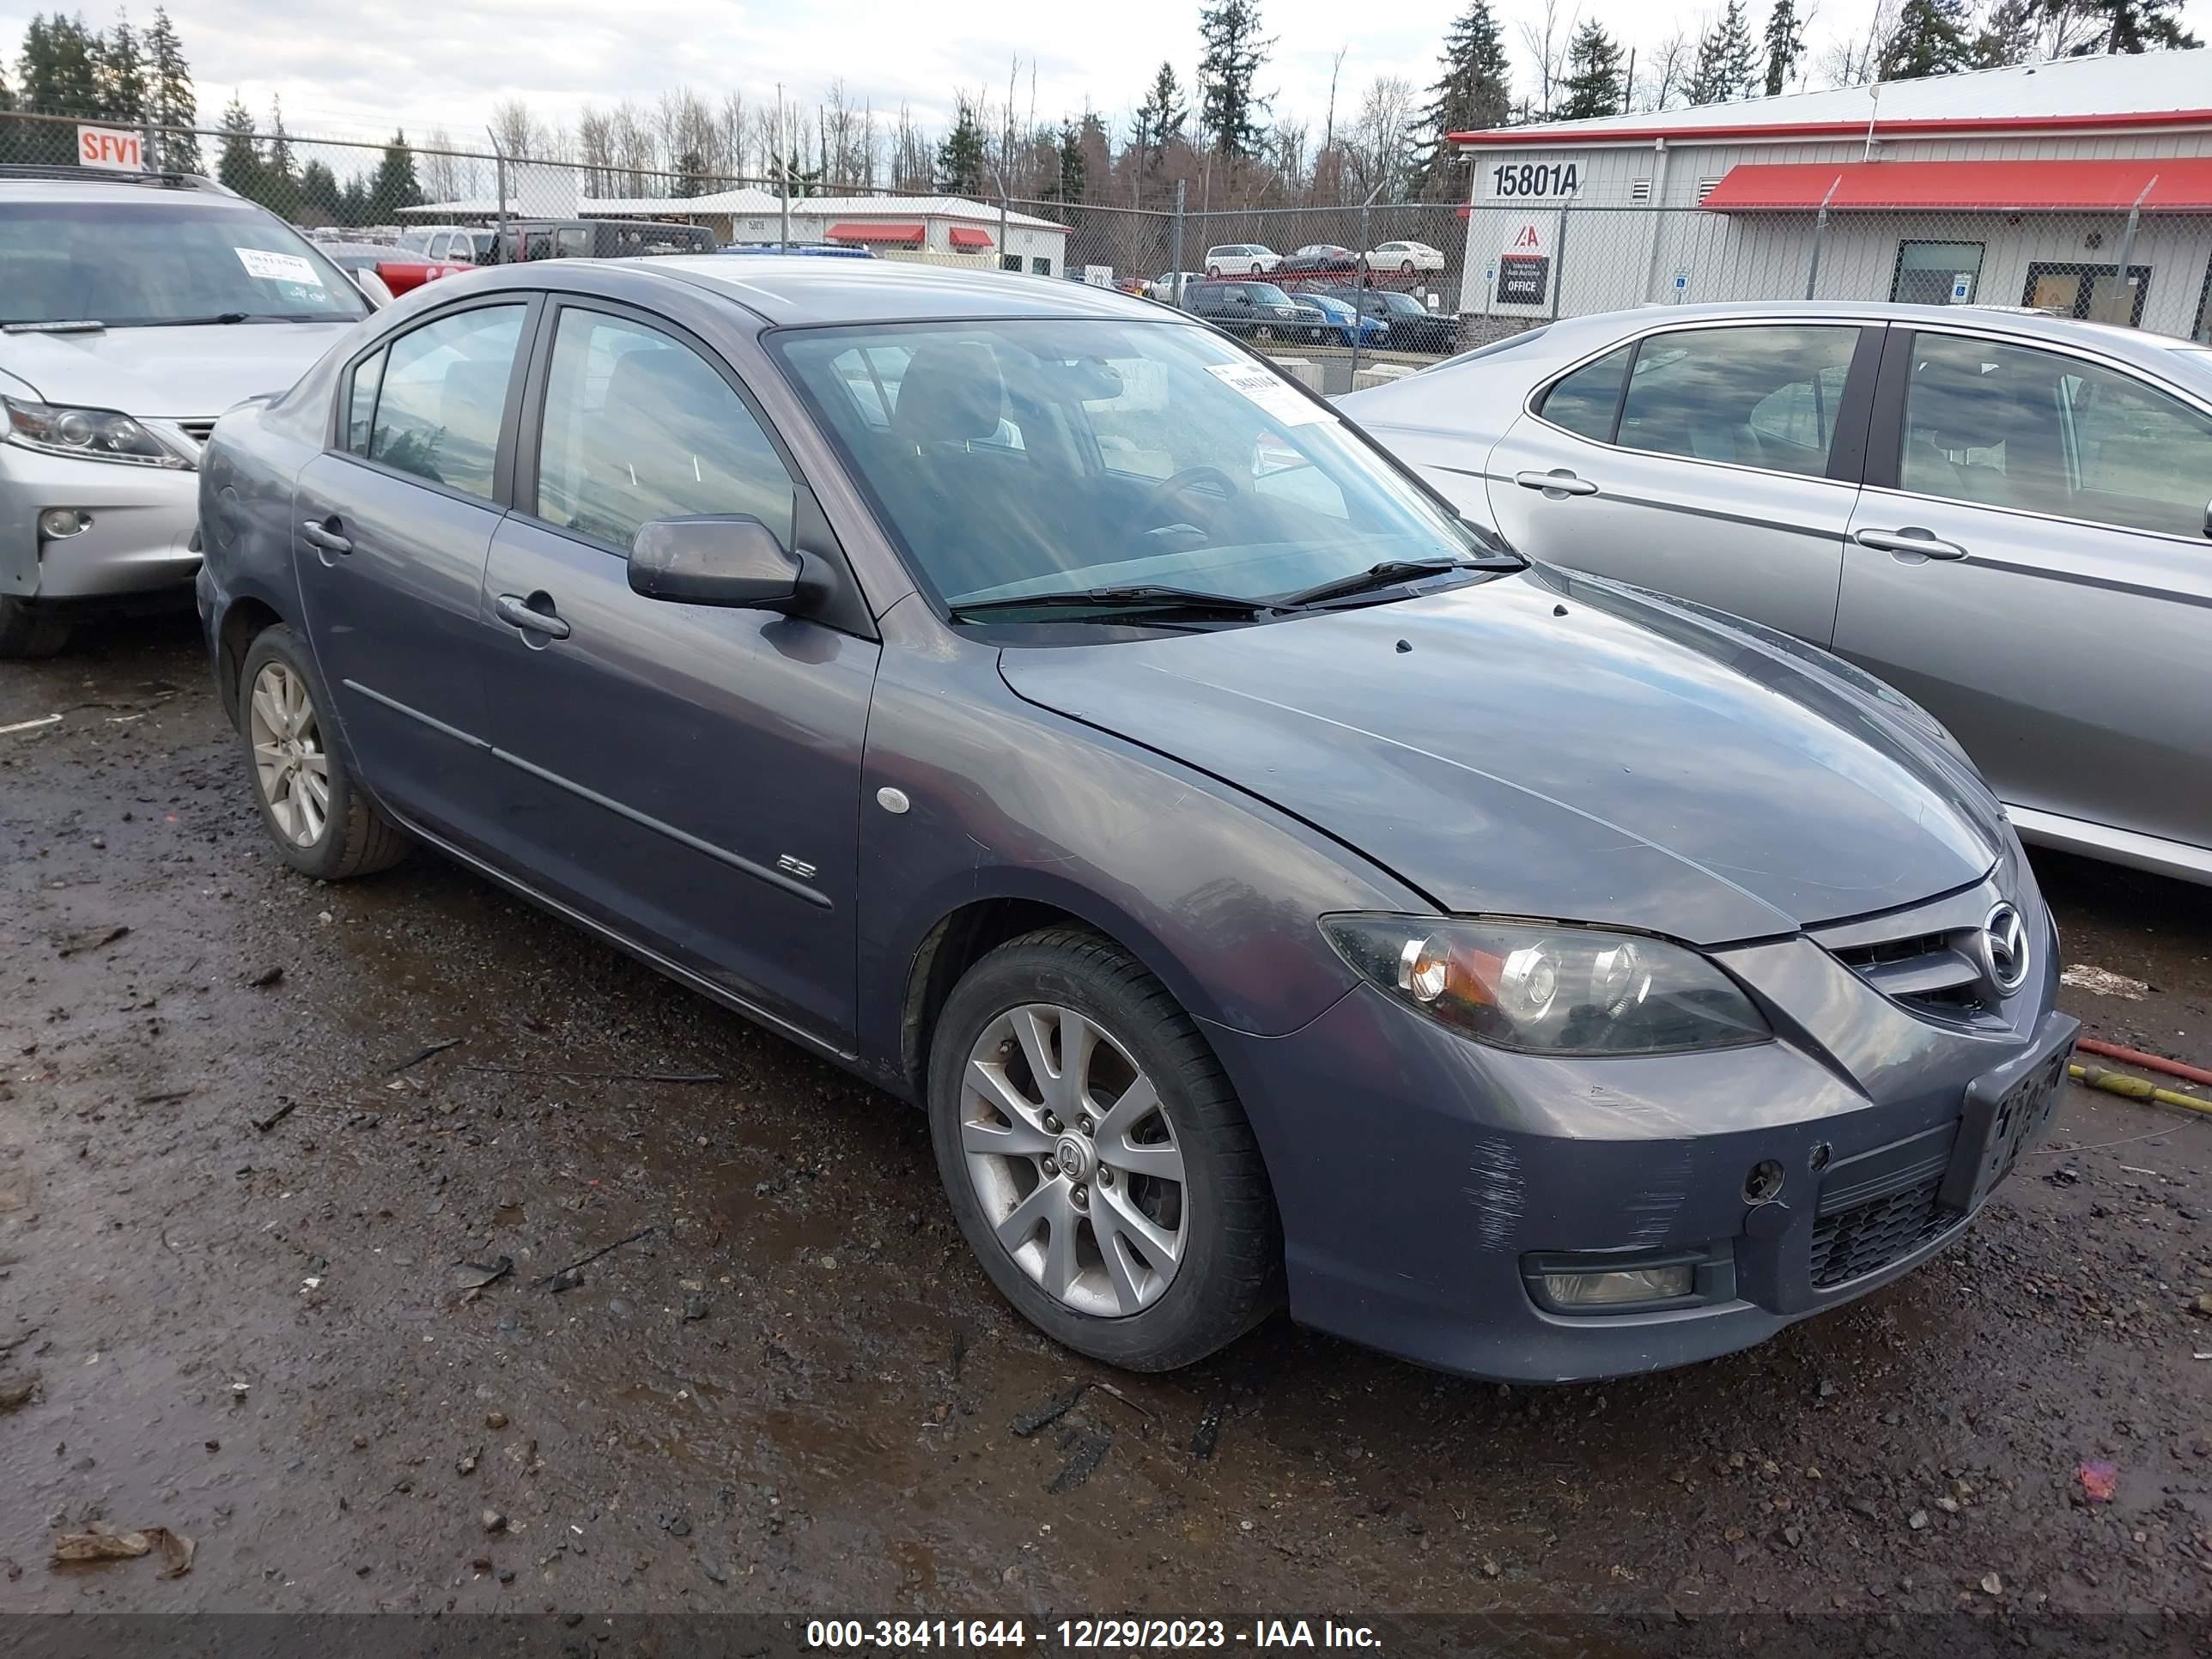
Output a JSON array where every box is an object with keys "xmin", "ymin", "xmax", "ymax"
[
  {"xmin": 591, "ymin": 255, "xmax": 1180, "ymax": 328},
  {"xmin": 0, "ymin": 170, "xmax": 245, "ymax": 206}
]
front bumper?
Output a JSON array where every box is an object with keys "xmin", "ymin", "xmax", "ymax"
[
  {"xmin": 1, "ymin": 442, "xmax": 200, "ymax": 600},
  {"xmin": 1207, "ymin": 872, "xmax": 2072, "ymax": 1382}
]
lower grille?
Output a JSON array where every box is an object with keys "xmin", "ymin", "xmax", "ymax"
[{"xmin": 1808, "ymin": 1177, "xmax": 1957, "ymax": 1290}]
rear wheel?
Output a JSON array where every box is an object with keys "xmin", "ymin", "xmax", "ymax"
[
  {"xmin": 927, "ymin": 928, "xmax": 1282, "ymax": 1371},
  {"xmin": 238, "ymin": 625, "xmax": 410, "ymax": 880},
  {"xmin": 1400, "ymin": 259, "xmax": 1415, "ymax": 275},
  {"xmin": 0, "ymin": 594, "xmax": 70, "ymax": 659}
]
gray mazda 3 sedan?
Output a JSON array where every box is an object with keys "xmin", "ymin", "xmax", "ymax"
[{"xmin": 196, "ymin": 259, "xmax": 2074, "ymax": 1382}]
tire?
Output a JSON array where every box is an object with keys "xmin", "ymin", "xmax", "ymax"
[
  {"xmin": 0, "ymin": 593, "xmax": 70, "ymax": 659},
  {"xmin": 1400, "ymin": 259, "xmax": 1415, "ymax": 275},
  {"xmin": 237, "ymin": 624, "xmax": 410, "ymax": 880},
  {"xmin": 927, "ymin": 927, "xmax": 1283, "ymax": 1371},
  {"xmin": 1206, "ymin": 264, "xmax": 1222, "ymax": 278}
]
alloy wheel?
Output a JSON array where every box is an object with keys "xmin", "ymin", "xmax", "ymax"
[
  {"xmin": 248, "ymin": 660, "xmax": 330, "ymax": 848},
  {"xmin": 960, "ymin": 1002, "xmax": 1188, "ymax": 1318}
]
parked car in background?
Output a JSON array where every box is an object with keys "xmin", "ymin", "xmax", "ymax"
[
  {"xmin": 487, "ymin": 218, "xmax": 716, "ymax": 262},
  {"xmin": 718, "ymin": 243, "xmax": 874, "ymax": 258},
  {"xmin": 317, "ymin": 240, "xmax": 473, "ymax": 301},
  {"xmin": 1314, "ymin": 285, "xmax": 1456, "ymax": 354},
  {"xmin": 0, "ymin": 165, "xmax": 368, "ymax": 657},
  {"xmin": 398, "ymin": 224, "xmax": 496, "ymax": 264},
  {"xmin": 1182, "ymin": 279, "xmax": 1306, "ymax": 339},
  {"xmin": 1146, "ymin": 271, "xmax": 1201, "ymax": 303},
  {"xmin": 1342, "ymin": 301, "xmax": 2212, "ymax": 886},
  {"xmin": 1277, "ymin": 245, "xmax": 1359, "ymax": 277},
  {"xmin": 198, "ymin": 257, "xmax": 2072, "ymax": 1383},
  {"xmin": 1203, "ymin": 244, "xmax": 1279, "ymax": 276},
  {"xmin": 1362, "ymin": 240, "xmax": 1446, "ymax": 274},
  {"xmin": 1294, "ymin": 291, "xmax": 1389, "ymax": 349}
]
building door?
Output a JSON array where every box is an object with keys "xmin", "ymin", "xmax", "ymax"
[
  {"xmin": 1892, "ymin": 241, "xmax": 1984, "ymax": 306},
  {"xmin": 2023, "ymin": 261, "xmax": 2150, "ymax": 326}
]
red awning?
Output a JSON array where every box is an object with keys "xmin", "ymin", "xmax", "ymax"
[
  {"xmin": 826, "ymin": 222, "xmax": 926, "ymax": 245},
  {"xmin": 1701, "ymin": 158, "xmax": 2212, "ymax": 213},
  {"xmin": 947, "ymin": 226, "xmax": 994, "ymax": 249}
]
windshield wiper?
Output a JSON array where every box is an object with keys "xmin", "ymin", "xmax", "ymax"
[
  {"xmin": 950, "ymin": 585, "xmax": 1280, "ymax": 622},
  {"xmin": 3, "ymin": 319, "xmax": 106, "ymax": 334},
  {"xmin": 1273, "ymin": 556, "xmax": 1510, "ymax": 609}
]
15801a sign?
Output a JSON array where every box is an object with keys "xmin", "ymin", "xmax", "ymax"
[{"xmin": 1487, "ymin": 160, "xmax": 1580, "ymax": 199}]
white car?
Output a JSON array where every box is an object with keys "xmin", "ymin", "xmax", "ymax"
[
  {"xmin": 1, "ymin": 167, "xmax": 369, "ymax": 656},
  {"xmin": 1364, "ymin": 240, "xmax": 1446, "ymax": 274},
  {"xmin": 1203, "ymin": 244, "xmax": 1279, "ymax": 277}
]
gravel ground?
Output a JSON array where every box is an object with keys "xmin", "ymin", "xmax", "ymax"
[{"xmin": 2, "ymin": 614, "xmax": 2208, "ymax": 1646}]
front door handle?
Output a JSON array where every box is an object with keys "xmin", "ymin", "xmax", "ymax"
[
  {"xmin": 299, "ymin": 519, "xmax": 351, "ymax": 555},
  {"xmin": 1854, "ymin": 526, "xmax": 1968, "ymax": 562},
  {"xmin": 494, "ymin": 592, "xmax": 572, "ymax": 640},
  {"xmin": 1515, "ymin": 469, "xmax": 1599, "ymax": 497}
]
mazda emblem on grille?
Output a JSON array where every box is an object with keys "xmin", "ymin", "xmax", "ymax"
[{"xmin": 1978, "ymin": 902, "xmax": 2030, "ymax": 995}]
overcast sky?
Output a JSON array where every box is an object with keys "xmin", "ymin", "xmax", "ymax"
[{"xmin": 3, "ymin": 0, "xmax": 2203, "ymax": 149}]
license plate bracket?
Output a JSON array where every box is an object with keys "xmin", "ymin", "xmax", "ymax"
[{"xmin": 1939, "ymin": 1015, "xmax": 2079, "ymax": 1214}]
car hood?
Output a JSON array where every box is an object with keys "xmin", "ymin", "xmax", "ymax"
[
  {"xmin": 997, "ymin": 566, "xmax": 2004, "ymax": 945},
  {"xmin": 0, "ymin": 321, "xmax": 356, "ymax": 419}
]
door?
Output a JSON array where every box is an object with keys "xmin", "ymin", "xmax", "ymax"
[
  {"xmin": 477, "ymin": 301, "xmax": 878, "ymax": 1039},
  {"xmin": 1485, "ymin": 321, "xmax": 1878, "ymax": 645},
  {"xmin": 1837, "ymin": 326, "xmax": 2212, "ymax": 854},
  {"xmin": 293, "ymin": 298, "xmax": 531, "ymax": 845},
  {"xmin": 2024, "ymin": 261, "xmax": 2150, "ymax": 328}
]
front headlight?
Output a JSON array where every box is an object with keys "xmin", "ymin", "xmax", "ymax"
[
  {"xmin": 1322, "ymin": 915, "xmax": 1771, "ymax": 1056},
  {"xmin": 3, "ymin": 397, "xmax": 193, "ymax": 469}
]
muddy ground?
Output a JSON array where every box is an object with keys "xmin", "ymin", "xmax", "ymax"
[{"xmin": 3, "ymin": 614, "xmax": 2208, "ymax": 1640}]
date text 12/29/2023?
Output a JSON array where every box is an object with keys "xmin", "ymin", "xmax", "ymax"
[{"xmin": 805, "ymin": 1620, "xmax": 1384, "ymax": 1650}]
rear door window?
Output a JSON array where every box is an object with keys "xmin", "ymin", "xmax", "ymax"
[
  {"xmin": 366, "ymin": 303, "xmax": 526, "ymax": 499},
  {"xmin": 1615, "ymin": 325, "xmax": 1860, "ymax": 477},
  {"xmin": 1539, "ymin": 344, "xmax": 1632, "ymax": 441}
]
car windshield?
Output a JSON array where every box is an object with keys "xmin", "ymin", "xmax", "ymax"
[
  {"xmin": 0, "ymin": 198, "xmax": 369, "ymax": 326},
  {"xmin": 774, "ymin": 319, "xmax": 1504, "ymax": 613}
]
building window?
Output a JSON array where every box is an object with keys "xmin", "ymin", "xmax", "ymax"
[
  {"xmin": 1892, "ymin": 241, "xmax": 1984, "ymax": 307},
  {"xmin": 1000, "ymin": 253, "xmax": 1022, "ymax": 272},
  {"xmin": 2024, "ymin": 260, "xmax": 2150, "ymax": 327},
  {"xmin": 1031, "ymin": 256, "xmax": 1052, "ymax": 276}
]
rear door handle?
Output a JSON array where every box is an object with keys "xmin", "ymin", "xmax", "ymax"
[
  {"xmin": 494, "ymin": 592, "xmax": 572, "ymax": 640},
  {"xmin": 299, "ymin": 519, "xmax": 351, "ymax": 555},
  {"xmin": 1514, "ymin": 469, "xmax": 1599, "ymax": 496},
  {"xmin": 1854, "ymin": 526, "xmax": 1968, "ymax": 561}
]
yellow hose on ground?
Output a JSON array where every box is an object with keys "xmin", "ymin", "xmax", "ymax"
[{"xmin": 2069, "ymin": 1061, "xmax": 2212, "ymax": 1117}]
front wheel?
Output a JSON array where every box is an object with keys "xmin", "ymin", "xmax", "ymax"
[
  {"xmin": 0, "ymin": 593, "xmax": 70, "ymax": 659},
  {"xmin": 238, "ymin": 625, "xmax": 411, "ymax": 879},
  {"xmin": 927, "ymin": 928, "xmax": 1282, "ymax": 1371}
]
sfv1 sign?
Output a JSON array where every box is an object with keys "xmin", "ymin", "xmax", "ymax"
[{"xmin": 77, "ymin": 125, "xmax": 146, "ymax": 171}]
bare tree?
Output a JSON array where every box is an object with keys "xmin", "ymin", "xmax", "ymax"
[
  {"xmin": 419, "ymin": 125, "xmax": 461, "ymax": 204},
  {"xmin": 1638, "ymin": 27, "xmax": 1693, "ymax": 110},
  {"xmin": 488, "ymin": 96, "xmax": 547, "ymax": 160},
  {"xmin": 1347, "ymin": 74, "xmax": 1416, "ymax": 200},
  {"xmin": 1814, "ymin": 0, "xmax": 1900, "ymax": 87},
  {"xmin": 890, "ymin": 103, "xmax": 933, "ymax": 192},
  {"xmin": 1517, "ymin": 0, "xmax": 1578, "ymax": 121},
  {"xmin": 714, "ymin": 90, "xmax": 747, "ymax": 179}
]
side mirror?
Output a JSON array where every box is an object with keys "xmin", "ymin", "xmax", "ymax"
[{"xmin": 628, "ymin": 515, "xmax": 803, "ymax": 610}]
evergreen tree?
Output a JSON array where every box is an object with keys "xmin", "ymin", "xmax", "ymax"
[
  {"xmin": 1685, "ymin": 0, "xmax": 1759, "ymax": 106},
  {"xmin": 17, "ymin": 14, "xmax": 101, "ymax": 157},
  {"xmin": 673, "ymin": 147, "xmax": 708, "ymax": 197},
  {"xmin": 215, "ymin": 94, "xmax": 261, "ymax": 198},
  {"xmin": 1970, "ymin": 0, "xmax": 2041, "ymax": 63},
  {"xmin": 1413, "ymin": 0, "xmax": 1510, "ymax": 199},
  {"xmin": 1133, "ymin": 61, "xmax": 1186, "ymax": 169},
  {"xmin": 1881, "ymin": 0, "xmax": 1974, "ymax": 80},
  {"xmin": 1048, "ymin": 118, "xmax": 1084, "ymax": 202},
  {"xmin": 934, "ymin": 95, "xmax": 986, "ymax": 195},
  {"xmin": 1762, "ymin": 0, "xmax": 1807, "ymax": 95},
  {"xmin": 143, "ymin": 6, "xmax": 198, "ymax": 172},
  {"xmin": 0, "ymin": 58, "xmax": 12, "ymax": 115},
  {"xmin": 297, "ymin": 157, "xmax": 342, "ymax": 225},
  {"xmin": 2071, "ymin": 0, "xmax": 2198, "ymax": 52},
  {"xmin": 337, "ymin": 174, "xmax": 370, "ymax": 228},
  {"xmin": 94, "ymin": 15, "xmax": 146, "ymax": 124},
  {"xmin": 260, "ymin": 95, "xmax": 300, "ymax": 218},
  {"xmin": 1555, "ymin": 20, "xmax": 1626, "ymax": 119},
  {"xmin": 1196, "ymin": 0, "xmax": 1271, "ymax": 162},
  {"xmin": 367, "ymin": 129, "xmax": 424, "ymax": 221}
]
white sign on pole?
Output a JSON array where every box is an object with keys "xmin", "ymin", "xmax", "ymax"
[
  {"xmin": 1950, "ymin": 272, "xmax": 1973, "ymax": 303},
  {"xmin": 76, "ymin": 124, "xmax": 146, "ymax": 171}
]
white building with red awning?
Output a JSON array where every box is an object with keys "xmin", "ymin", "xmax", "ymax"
[{"xmin": 1449, "ymin": 49, "xmax": 2212, "ymax": 343}]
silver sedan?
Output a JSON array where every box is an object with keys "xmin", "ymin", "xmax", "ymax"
[{"xmin": 1343, "ymin": 301, "xmax": 2212, "ymax": 888}]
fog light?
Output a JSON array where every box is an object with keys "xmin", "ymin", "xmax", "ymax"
[
  {"xmin": 39, "ymin": 508, "xmax": 91, "ymax": 538},
  {"xmin": 1540, "ymin": 1265, "xmax": 1695, "ymax": 1307}
]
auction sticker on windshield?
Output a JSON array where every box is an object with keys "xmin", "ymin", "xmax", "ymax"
[
  {"xmin": 1205, "ymin": 361, "xmax": 1333, "ymax": 426},
  {"xmin": 235, "ymin": 247, "xmax": 324, "ymax": 285}
]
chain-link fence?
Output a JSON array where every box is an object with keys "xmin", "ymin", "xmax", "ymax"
[{"xmin": 10, "ymin": 105, "xmax": 2209, "ymax": 378}]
